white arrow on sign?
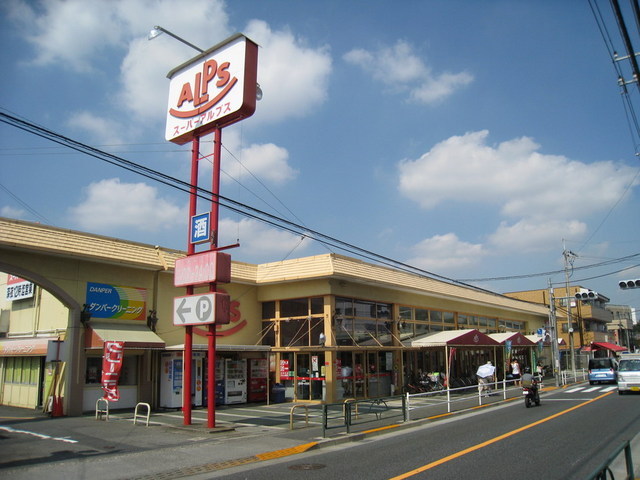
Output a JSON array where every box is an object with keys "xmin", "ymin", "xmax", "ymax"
[{"xmin": 173, "ymin": 293, "xmax": 215, "ymax": 326}]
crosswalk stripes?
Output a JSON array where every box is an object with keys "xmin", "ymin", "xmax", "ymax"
[{"xmin": 564, "ymin": 385, "xmax": 617, "ymax": 393}]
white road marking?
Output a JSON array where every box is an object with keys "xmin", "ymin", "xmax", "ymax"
[{"xmin": 0, "ymin": 425, "xmax": 78, "ymax": 443}]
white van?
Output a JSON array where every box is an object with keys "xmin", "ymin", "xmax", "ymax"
[{"xmin": 617, "ymin": 353, "xmax": 640, "ymax": 394}]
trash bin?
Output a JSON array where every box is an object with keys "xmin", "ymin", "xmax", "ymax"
[{"xmin": 271, "ymin": 383, "xmax": 285, "ymax": 403}]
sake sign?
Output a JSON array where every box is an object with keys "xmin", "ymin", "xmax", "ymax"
[{"xmin": 165, "ymin": 33, "xmax": 259, "ymax": 144}]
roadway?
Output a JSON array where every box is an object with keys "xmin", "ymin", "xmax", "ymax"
[{"xmin": 206, "ymin": 384, "xmax": 640, "ymax": 479}]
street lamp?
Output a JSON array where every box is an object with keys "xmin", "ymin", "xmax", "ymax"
[{"xmin": 148, "ymin": 25, "xmax": 204, "ymax": 53}]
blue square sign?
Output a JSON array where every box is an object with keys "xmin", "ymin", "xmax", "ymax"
[{"xmin": 190, "ymin": 212, "xmax": 211, "ymax": 244}]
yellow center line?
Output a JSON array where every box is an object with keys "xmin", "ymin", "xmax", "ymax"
[{"xmin": 389, "ymin": 391, "xmax": 614, "ymax": 480}]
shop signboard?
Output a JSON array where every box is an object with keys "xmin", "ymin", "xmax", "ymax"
[
  {"xmin": 5, "ymin": 274, "xmax": 34, "ymax": 301},
  {"xmin": 85, "ymin": 282, "xmax": 147, "ymax": 321},
  {"xmin": 165, "ymin": 33, "xmax": 258, "ymax": 144},
  {"xmin": 173, "ymin": 292, "xmax": 230, "ymax": 326},
  {"xmin": 190, "ymin": 212, "xmax": 211, "ymax": 244},
  {"xmin": 174, "ymin": 250, "xmax": 231, "ymax": 287}
]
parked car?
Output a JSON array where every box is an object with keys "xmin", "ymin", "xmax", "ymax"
[
  {"xmin": 588, "ymin": 357, "xmax": 618, "ymax": 385},
  {"xmin": 617, "ymin": 354, "xmax": 640, "ymax": 394}
]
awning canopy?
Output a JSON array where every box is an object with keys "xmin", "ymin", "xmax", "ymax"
[
  {"xmin": 0, "ymin": 337, "xmax": 57, "ymax": 356},
  {"xmin": 525, "ymin": 334, "xmax": 566, "ymax": 346},
  {"xmin": 590, "ymin": 341, "xmax": 627, "ymax": 353},
  {"xmin": 85, "ymin": 322, "xmax": 165, "ymax": 349},
  {"xmin": 407, "ymin": 329, "xmax": 500, "ymax": 348},
  {"xmin": 489, "ymin": 332, "xmax": 536, "ymax": 347}
]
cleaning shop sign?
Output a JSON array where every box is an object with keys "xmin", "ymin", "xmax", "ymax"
[
  {"xmin": 85, "ymin": 282, "xmax": 147, "ymax": 321},
  {"xmin": 165, "ymin": 33, "xmax": 258, "ymax": 145}
]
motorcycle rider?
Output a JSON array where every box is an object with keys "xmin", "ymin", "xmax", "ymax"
[{"xmin": 521, "ymin": 366, "xmax": 538, "ymax": 393}]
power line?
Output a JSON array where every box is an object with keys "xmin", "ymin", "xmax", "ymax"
[
  {"xmin": 1, "ymin": 108, "xmax": 497, "ymax": 293},
  {"xmin": 457, "ymin": 252, "xmax": 640, "ymax": 283}
]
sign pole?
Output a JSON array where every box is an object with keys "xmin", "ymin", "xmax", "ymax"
[
  {"xmin": 183, "ymin": 136, "xmax": 200, "ymax": 426},
  {"xmin": 207, "ymin": 127, "xmax": 222, "ymax": 428}
]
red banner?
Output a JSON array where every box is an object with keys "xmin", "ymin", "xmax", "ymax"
[{"xmin": 101, "ymin": 341, "xmax": 125, "ymax": 401}]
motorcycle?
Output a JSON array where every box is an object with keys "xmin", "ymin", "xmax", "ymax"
[{"xmin": 523, "ymin": 382, "xmax": 540, "ymax": 408}]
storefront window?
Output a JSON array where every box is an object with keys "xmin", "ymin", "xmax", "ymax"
[
  {"xmin": 399, "ymin": 306, "xmax": 412, "ymax": 320},
  {"xmin": 280, "ymin": 318, "xmax": 306, "ymax": 347},
  {"xmin": 310, "ymin": 297, "xmax": 324, "ymax": 314},
  {"xmin": 280, "ymin": 298, "xmax": 309, "ymax": 317},
  {"xmin": 261, "ymin": 321, "xmax": 276, "ymax": 346},
  {"xmin": 262, "ymin": 301, "xmax": 275, "ymax": 319},
  {"xmin": 443, "ymin": 311, "xmax": 455, "ymax": 324},
  {"xmin": 415, "ymin": 308, "xmax": 429, "ymax": 321},
  {"xmin": 85, "ymin": 356, "xmax": 138, "ymax": 385}
]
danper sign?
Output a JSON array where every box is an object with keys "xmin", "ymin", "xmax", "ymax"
[{"xmin": 165, "ymin": 33, "xmax": 259, "ymax": 144}]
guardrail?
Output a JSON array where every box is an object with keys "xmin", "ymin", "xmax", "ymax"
[
  {"xmin": 561, "ymin": 368, "xmax": 588, "ymax": 385},
  {"xmin": 587, "ymin": 440, "xmax": 634, "ymax": 479},
  {"xmin": 322, "ymin": 396, "xmax": 406, "ymax": 437}
]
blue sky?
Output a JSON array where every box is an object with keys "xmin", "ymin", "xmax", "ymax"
[{"xmin": 1, "ymin": 0, "xmax": 639, "ymax": 309}]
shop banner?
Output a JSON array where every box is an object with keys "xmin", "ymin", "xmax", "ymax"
[
  {"xmin": 102, "ymin": 341, "xmax": 125, "ymax": 401},
  {"xmin": 279, "ymin": 359, "xmax": 292, "ymax": 379},
  {"xmin": 86, "ymin": 282, "xmax": 147, "ymax": 320},
  {"xmin": 6, "ymin": 275, "xmax": 34, "ymax": 301}
]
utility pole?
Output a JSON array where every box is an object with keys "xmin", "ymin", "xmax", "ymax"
[
  {"xmin": 563, "ymin": 244, "xmax": 577, "ymax": 374},
  {"xmin": 548, "ymin": 280, "xmax": 561, "ymax": 387}
]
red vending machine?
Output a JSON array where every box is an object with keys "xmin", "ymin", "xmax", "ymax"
[{"xmin": 247, "ymin": 358, "xmax": 268, "ymax": 402}]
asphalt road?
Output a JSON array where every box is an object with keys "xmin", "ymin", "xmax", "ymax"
[{"xmin": 208, "ymin": 385, "xmax": 640, "ymax": 479}]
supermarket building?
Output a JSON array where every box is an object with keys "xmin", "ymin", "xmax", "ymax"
[{"xmin": 0, "ymin": 217, "xmax": 549, "ymax": 415}]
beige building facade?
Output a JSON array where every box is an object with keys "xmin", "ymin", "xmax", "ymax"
[{"xmin": 0, "ymin": 217, "xmax": 549, "ymax": 415}]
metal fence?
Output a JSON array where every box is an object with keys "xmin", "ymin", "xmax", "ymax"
[{"xmin": 320, "ymin": 371, "xmax": 589, "ymax": 438}]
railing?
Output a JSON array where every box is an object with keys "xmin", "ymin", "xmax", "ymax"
[
  {"xmin": 95, "ymin": 398, "xmax": 109, "ymax": 421},
  {"xmin": 587, "ymin": 440, "xmax": 634, "ymax": 479},
  {"xmin": 322, "ymin": 395, "xmax": 406, "ymax": 437},
  {"xmin": 561, "ymin": 368, "xmax": 588, "ymax": 385},
  {"xmin": 289, "ymin": 403, "xmax": 309, "ymax": 430},
  {"xmin": 133, "ymin": 402, "xmax": 151, "ymax": 426}
]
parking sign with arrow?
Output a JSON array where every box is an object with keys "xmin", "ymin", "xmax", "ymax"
[{"xmin": 172, "ymin": 292, "xmax": 230, "ymax": 326}]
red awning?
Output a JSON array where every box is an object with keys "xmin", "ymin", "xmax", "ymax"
[{"xmin": 590, "ymin": 342, "xmax": 627, "ymax": 353}]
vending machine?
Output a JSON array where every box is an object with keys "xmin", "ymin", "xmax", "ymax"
[
  {"xmin": 224, "ymin": 358, "xmax": 247, "ymax": 404},
  {"xmin": 248, "ymin": 358, "xmax": 268, "ymax": 402},
  {"xmin": 160, "ymin": 352, "xmax": 204, "ymax": 409}
]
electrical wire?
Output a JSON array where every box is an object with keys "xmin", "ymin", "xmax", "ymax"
[{"xmin": 0, "ymin": 109, "xmax": 499, "ymax": 294}]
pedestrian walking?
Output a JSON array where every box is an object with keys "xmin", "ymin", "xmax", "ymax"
[
  {"xmin": 511, "ymin": 359, "xmax": 521, "ymax": 386},
  {"xmin": 476, "ymin": 361, "xmax": 495, "ymax": 396}
]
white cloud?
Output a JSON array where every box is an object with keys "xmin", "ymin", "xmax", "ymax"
[
  {"xmin": 487, "ymin": 219, "xmax": 587, "ymax": 253},
  {"xmin": 218, "ymin": 218, "xmax": 309, "ymax": 259},
  {"xmin": 1, "ymin": 205, "xmax": 26, "ymax": 218},
  {"xmin": 400, "ymin": 130, "xmax": 639, "ymax": 260},
  {"xmin": 220, "ymin": 130, "xmax": 298, "ymax": 186},
  {"xmin": 6, "ymin": 0, "xmax": 125, "ymax": 72},
  {"xmin": 344, "ymin": 40, "xmax": 473, "ymax": 104},
  {"xmin": 66, "ymin": 111, "xmax": 128, "ymax": 144},
  {"xmin": 406, "ymin": 233, "xmax": 486, "ymax": 272},
  {"xmin": 245, "ymin": 20, "xmax": 332, "ymax": 124},
  {"xmin": 8, "ymin": 1, "xmax": 332, "ymax": 133},
  {"xmin": 398, "ymin": 130, "xmax": 638, "ymax": 220},
  {"xmin": 68, "ymin": 178, "xmax": 183, "ymax": 232}
]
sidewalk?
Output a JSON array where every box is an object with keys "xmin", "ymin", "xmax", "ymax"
[{"xmin": 2, "ymin": 385, "xmax": 639, "ymax": 479}]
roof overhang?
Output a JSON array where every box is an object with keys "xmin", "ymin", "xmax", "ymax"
[{"xmin": 85, "ymin": 322, "xmax": 165, "ymax": 350}]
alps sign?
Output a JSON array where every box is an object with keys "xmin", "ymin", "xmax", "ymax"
[{"xmin": 165, "ymin": 33, "xmax": 258, "ymax": 144}]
